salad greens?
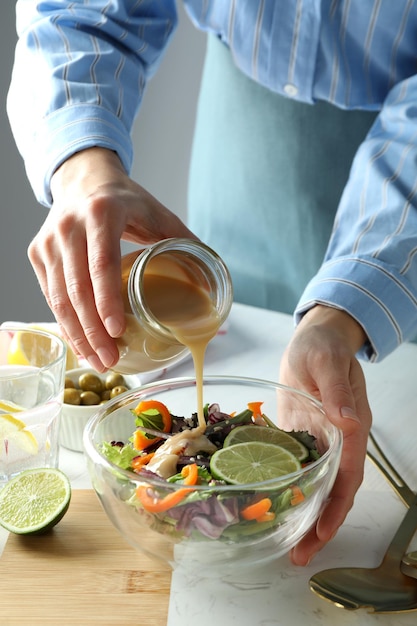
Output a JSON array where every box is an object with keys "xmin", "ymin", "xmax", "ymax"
[{"xmin": 101, "ymin": 400, "xmax": 322, "ymax": 542}]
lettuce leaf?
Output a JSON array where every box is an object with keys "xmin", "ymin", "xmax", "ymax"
[{"xmin": 101, "ymin": 441, "xmax": 138, "ymax": 470}]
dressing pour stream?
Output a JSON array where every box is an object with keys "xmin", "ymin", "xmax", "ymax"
[{"xmin": 141, "ymin": 267, "xmax": 222, "ymax": 428}]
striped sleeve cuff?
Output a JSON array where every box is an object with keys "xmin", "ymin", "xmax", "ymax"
[
  {"xmin": 24, "ymin": 104, "xmax": 133, "ymax": 207},
  {"xmin": 294, "ymin": 256, "xmax": 417, "ymax": 362}
]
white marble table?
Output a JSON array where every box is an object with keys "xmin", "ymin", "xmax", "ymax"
[{"xmin": 2, "ymin": 302, "xmax": 417, "ymax": 625}]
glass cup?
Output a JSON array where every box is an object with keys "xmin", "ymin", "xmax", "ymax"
[{"xmin": 0, "ymin": 326, "xmax": 66, "ymax": 485}]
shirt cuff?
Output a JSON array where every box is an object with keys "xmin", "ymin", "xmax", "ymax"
[
  {"xmin": 25, "ymin": 104, "xmax": 133, "ymax": 207},
  {"xmin": 294, "ymin": 256, "xmax": 417, "ymax": 362}
]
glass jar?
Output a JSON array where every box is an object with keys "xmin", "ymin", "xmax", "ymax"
[{"xmin": 115, "ymin": 238, "xmax": 233, "ymax": 374}]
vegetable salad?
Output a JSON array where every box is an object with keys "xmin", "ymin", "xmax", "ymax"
[{"xmin": 101, "ymin": 400, "xmax": 321, "ymax": 542}]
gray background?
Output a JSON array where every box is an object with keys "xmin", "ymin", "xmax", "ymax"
[{"xmin": 0, "ymin": 3, "xmax": 206, "ymax": 323}]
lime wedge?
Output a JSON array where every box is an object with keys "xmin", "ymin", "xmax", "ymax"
[
  {"xmin": 224, "ymin": 424, "xmax": 309, "ymax": 461},
  {"xmin": 210, "ymin": 441, "xmax": 302, "ymax": 485},
  {"xmin": 0, "ymin": 468, "xmax": 71, "ymax": 534}
]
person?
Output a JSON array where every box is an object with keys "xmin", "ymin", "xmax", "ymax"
[{"xmin": 7, "ymin": 1, "xmax": 417, "ymax": 567}]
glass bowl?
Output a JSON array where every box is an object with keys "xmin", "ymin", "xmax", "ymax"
[{"xmin": 83, "ymin": 376, "xmax": 342, "ymax": 572}]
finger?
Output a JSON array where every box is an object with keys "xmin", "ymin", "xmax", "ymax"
[
  {"xmin": 33, "ymin": 237, "xmax": 97, "ymax": 364},
  {"xmin": 293, "ymin": 416, "xmax": 370, "ymax": 563},
  {"xmin": 284, "ymin": 417, "xmax": 363, "ymax": 565},
  {"xmin": 85, "ymin": 200, "xmax": 126, "ymax": 339},
  {"xmin": 290, "ymin": 525, "xmax": 325, "ymax": 566},
  {"xmin": 28, "ymin": 227, "xmax": 81, "ymax": 350},
  {"xmin": 57, "ymin": 221, "xmax": 119, "ymax": 370},
  {"xmin": 27, "ymin": 238, "xmax": 50, "ymax": 308},
  {"xmin": 290, "ymin": 459, "xmax": 361, "ymax": 566}
]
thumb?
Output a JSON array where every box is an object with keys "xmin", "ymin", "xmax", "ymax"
[{"xmin": 318, "ymin": 358, "xmax": 370, "ymax": 436}]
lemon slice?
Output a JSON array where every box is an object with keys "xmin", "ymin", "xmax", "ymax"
[
  {"xmin": 7, "ymin": 333, "xmax": 30, "ymax": 366},
  {"xmin": 7, "ymin": 326, "xmax": 79, "ymax": 371},
  {"xmin": 0, "ymin": 399, "xmax": 24, "ymax": 413},
  {"xmin": 0, "ymin": 413, "xmax": 26, "ymax": 437},
  {"xmin": 0, "ymin": 468, "xmax": 71, "ymax": 534},
  {"xmin": 7, "ymin": 430, "xmax": 39, "ymax": 455},
  {"xmin": 0, "ymin": 413, "xmax": 38, "ymax": 454},
  {"xmin": 224, "ymin": 424, "xmax": 309, "ymax": 461},
  {"xmin": 210, "ymin": 441, "xmax": 301, "ymax": 485}
]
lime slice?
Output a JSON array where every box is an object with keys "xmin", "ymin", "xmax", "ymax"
[
  {"xmin": 0, "ymin": 468, "xmax": 71, "ymax": 534},
  {"xmin": 210, "ymin": 441, "xmax": 302, "ymax": 485},
  {"xmin": 224, "ymin": 424, "xmax": 309, "ymax": 461}
]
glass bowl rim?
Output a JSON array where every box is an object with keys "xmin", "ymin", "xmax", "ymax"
[{"xmin": 83, "ymin": 374, "xmax": 343, "ymax": 492}]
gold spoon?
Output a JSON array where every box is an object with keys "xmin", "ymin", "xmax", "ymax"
[
  {"xmin": 309, "ymin": 431, "xmax": 417, "ymax": 613},
  {"xmin": 366, "ymin": 431, "xmax": 417, "ymax": 582},
  {"xmin": 402, "ymin": 552, "xmax": 417, "ymax": 579}
]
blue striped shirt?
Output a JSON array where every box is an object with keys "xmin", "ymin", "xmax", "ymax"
[{"xmin": 7, "ymin": 0, "xmax": 417, "ymax": 362}]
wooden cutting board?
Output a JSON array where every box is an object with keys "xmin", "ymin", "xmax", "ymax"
[{"xmin": 0, "ymin": 490, "xmax": 172, "ymax": 626}]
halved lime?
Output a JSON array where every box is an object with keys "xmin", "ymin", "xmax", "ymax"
[
  {"xmin": 224, "ymin": 424, "xmax": 309, "ymax": 461},
  {"xmin": 210, "ymin": 441, "xmax": 301, "ymax": 485},
  {"xmin": 0, "ymin": 468, "xmax": 71, "ymax": 534}
]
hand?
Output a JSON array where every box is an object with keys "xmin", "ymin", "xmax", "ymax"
[
  {"xmin": 28, "ymin": 148, "xmax": 196, "ymax": 371},
  {"xmin": 279, "ymin": 305, "xmax": 372, "ymax": 566}
]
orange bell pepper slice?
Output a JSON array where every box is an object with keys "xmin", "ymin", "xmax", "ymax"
[
  {"xmin": 136, "ymin": 485, "xmax": 193, "ymax": 513},
  {"xmin": 131, "ymin": 452, "xmax": 155, "ymax": 471},
  {"xmin": 133, "ymin": 429, "xmax": 160, "ymax": 451},
  {"xmin": 133, "ymin": 399, "xmax": 172, "ymax": 432},
  {"xmin": 290, "ymin": 485, "xmax": 305, "ymax": 506},
  {"xmin": 247, "ymin": 401, "xmax": 263, "ymax": 417},
  {"xmin": 136, "ymin": 463, "xmax": 199, "ymax": 513},
  {"xmin": 241, "ymin": 497, "xmax": 273, "ymax": 522},
  {"xmin": 132, "ymin": 399, "xmax": 172, "ymax": 451},
  {"xmin": 181, "ymin": 462, "xmax": 199, "ymax": 486}
]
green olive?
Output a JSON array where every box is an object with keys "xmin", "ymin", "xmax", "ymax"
[
  {"xmin": 110, "ymin": 385, "xmax": 128, "ymax": 398},
  {"xmin": 64, "ymin": 377, "xmax": 76, "ymax": 389},
  {"xmin": 64, "ymin": 387, "xmax": 82, "ymax": 405},
  {"xmin": 105, "ymin": 372, "xmax": 125, "ymax": 390},
  {"xmin": 100, "ymin": 389, "xmax": 111, "ymax": 402},
  {"xmin": 80, "ymin": 390, "xmax": 101, "ymax": 406},
  {"xmin": 78, "ymin": 373, "xmax": 104, "ymax": 394}
]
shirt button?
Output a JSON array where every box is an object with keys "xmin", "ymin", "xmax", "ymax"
[{"xmin": 283, "ymin": 83, "xmax": 298, "ymax": 97}]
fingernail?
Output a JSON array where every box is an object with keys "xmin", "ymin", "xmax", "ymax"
[
  {"xmin": 340, "ymin": 406, "xmax": 361, "ymax": 422},
  {"xmin": 87, "ymin": 354, "xmax": 106, "ymax": 372},
  {"xmin": 97, "ymin": 347, "xmax": 117, "ymax": 369},
  {"xmin": 105, "ymin": 315, "xmax": 123, "ymax": 337}
]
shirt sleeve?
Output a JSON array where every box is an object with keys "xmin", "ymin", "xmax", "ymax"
[
  {"xmin": 7, "ymin": 0, "xmax": 178, "ymax": 207},
  {"xmin": 295, "ymin": 74, "xmax": 417, "ymax": 363}
]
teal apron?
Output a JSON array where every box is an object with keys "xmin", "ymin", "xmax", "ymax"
[{"xmin": 187, "ymin": 35, "xmax": 378, "ymax": 314}]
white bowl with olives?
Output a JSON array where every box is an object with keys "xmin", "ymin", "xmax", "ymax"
[{"xmin": 60, "ymin": 368, "xmax": 140, "ymax": 452}]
